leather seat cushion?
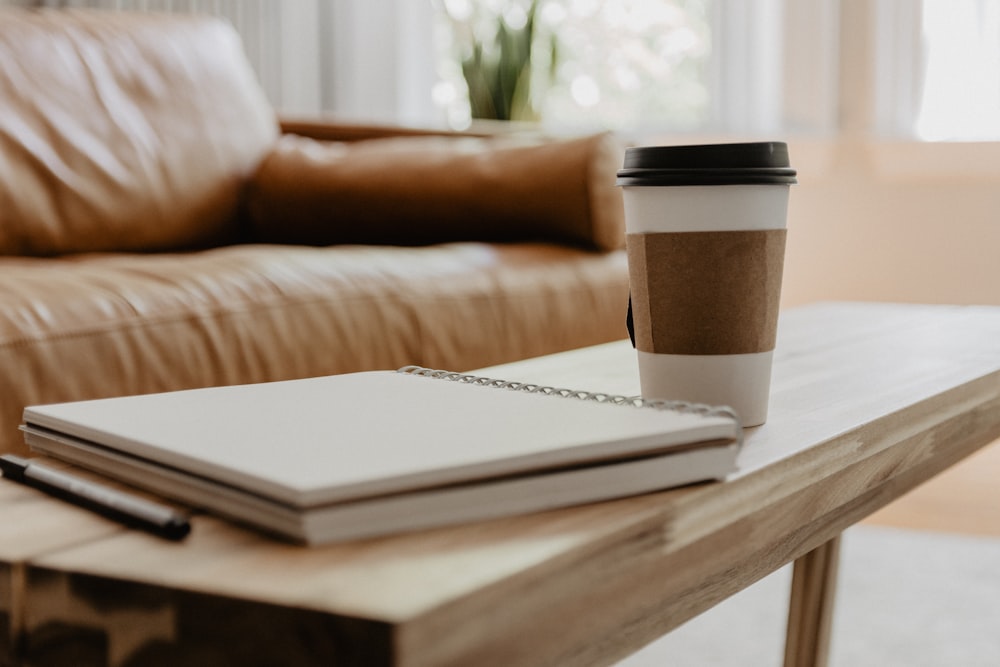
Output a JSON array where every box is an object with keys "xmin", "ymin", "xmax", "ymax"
[{"xmin": 0, "ymin": 243, "xmax": 629, "ymax": 455}]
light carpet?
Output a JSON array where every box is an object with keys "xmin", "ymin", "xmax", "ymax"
[{"xmin": 616, "ymin": 525, "xmax": 1000, "ymax": 666}]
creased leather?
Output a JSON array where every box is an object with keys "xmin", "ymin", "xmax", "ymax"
[{"xmin": 0, "ymin": 9, "xmax": 278, "ymax": 256}]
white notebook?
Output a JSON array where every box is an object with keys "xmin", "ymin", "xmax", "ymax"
[{"xmin": 21, "ymin": 366, "xmax": 743, "ymax": 544}]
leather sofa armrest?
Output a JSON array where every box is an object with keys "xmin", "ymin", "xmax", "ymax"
[{"xmin": 246, "ymin": 131, "xmax": 626, "ymax": 251}]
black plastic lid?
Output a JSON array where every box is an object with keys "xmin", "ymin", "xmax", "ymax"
[{"xmin": 616, "ymin": 141, "xmax": 797, "ymax": 186}]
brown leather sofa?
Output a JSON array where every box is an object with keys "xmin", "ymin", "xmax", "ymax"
[{"xmin": 0, "ymin": 9, "xmax": 630, "ymax": 455}]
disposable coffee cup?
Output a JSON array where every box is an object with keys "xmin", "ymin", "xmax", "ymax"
[{"xmin": 616, "ymin": 142, "xmax": 796, "ymax": 426}]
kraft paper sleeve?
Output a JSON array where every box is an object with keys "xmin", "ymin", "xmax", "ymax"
[{"xmin": 626, "ymin": 229, "xmax": 786, "ymax": 355}]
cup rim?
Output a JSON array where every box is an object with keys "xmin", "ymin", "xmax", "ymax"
[
  {"xmin": 616, "ymin": 167, "xmax": 797, "ymax": 186},
  {"xmin": 616, "ymin": 141, "xmax": 797, "ymax": 186}
]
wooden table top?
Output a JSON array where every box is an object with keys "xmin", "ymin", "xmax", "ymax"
[{"xmin": 4, "ymin": 302, "xmax": 1000, "ymax": 667}]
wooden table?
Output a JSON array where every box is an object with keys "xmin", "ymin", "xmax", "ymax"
[{"xmin": 3, "ymin": 302, "xmax": 1000, "ymax": 667}]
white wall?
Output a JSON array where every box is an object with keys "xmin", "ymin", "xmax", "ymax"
[{"xmin": 782, "ymin": 139, "xmax": 1000, "ymax": 308}]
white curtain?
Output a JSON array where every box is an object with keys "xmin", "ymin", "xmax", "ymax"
[
  {"xmin": 915, "ymin": 0, "xmax": 1000, "ymax": 140},
  {"xmin": 320, "ymin": 1, "xmax": 437, "ymax": 124},
  {"xmin": 23, "ymin": 0, "xmax": 439, "ymax": 123}
]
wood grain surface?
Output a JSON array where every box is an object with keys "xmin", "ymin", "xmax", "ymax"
[{"xmin": 3, "ymin": 302, "xmax": 1000, "ymax": 667}]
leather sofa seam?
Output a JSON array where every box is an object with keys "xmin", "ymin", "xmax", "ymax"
[{"xmin": 0, "ymin": 279, "xmax": 628, "ymax": 350}]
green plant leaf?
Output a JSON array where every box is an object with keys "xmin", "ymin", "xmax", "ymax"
[{"xmin": 457, "ymin": 0, "xmax": 551, "ymax": 121}]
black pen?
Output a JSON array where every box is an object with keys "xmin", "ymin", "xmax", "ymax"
[{"xmin": 0, "ymin": 454, "xmax": 190, "ymax": 540}]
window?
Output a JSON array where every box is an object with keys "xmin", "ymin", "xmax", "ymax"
[
  {"xmin": 433, "ymin": 0, "xmax": 1000, "ymax": 142},
  {"xmin": 432, "ymin": 0, "xmax": 838, "ymax": 136},
  {"xmin": 914, "ymin": 0, "xmax": 1000, "ymax": 141},
  {"xmin": 869, "ymin": 0, "xmax": 1000, "ymax": 142},
  {"xmin": 67, "ymin": 0, "xmax": 999, "ymax": 143},
  {"xmin": 515, "ymin": 0, "xmax": 713, "ymax": 132}
]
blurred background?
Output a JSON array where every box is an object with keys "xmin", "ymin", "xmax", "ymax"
[{"xmin": 17, "ymin": 0, "xmax": 999, "ymax": 308}]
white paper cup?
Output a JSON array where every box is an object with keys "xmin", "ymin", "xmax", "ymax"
[{"xmin": 617, "ymin": 142, "xmax": 796, "ymax": 426}]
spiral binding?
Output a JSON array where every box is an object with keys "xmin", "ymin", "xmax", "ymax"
[{"xmin": 396, "ymin": 365, "xmax": 740, "ymax": 422}]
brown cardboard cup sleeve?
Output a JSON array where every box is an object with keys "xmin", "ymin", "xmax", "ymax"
[{"xmin": 626, "ymin": 230, "xmax": 786, "ymax": 355}]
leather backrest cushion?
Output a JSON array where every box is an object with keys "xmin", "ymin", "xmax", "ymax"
[
  {"xmin": 0, "ymin": 9, "xmax": 278, "ymax": 256},
  {"xmin": 246, "ymin": 132, "xmax": 626, "ymax": 251}
]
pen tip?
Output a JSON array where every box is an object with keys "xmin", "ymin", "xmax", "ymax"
[
  {"xmin": 163, "ymin": 517, "xmax": 192, "ymax": 541},
  {"xmin": 0, "ymin": 454, "xmax": 29, "ymax": 480}
]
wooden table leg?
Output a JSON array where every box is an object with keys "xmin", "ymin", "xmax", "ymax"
[{"xmin": 783, "ymin": 534, "xmax": 842, "ymax": 667}]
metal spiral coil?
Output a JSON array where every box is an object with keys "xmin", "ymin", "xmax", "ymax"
[{"xmin": 396, "ymin": 365, "xmax": 740, "ymax": 422}]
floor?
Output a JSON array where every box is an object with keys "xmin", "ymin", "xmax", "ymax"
[{"xmin": 616, "ymin": 436, "xmax": 1000, "ymax": 666}]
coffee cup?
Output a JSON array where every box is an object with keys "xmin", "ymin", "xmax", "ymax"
[{"xmin": 616, "ymin": 142, "xmax": 796, "ymax": 426}]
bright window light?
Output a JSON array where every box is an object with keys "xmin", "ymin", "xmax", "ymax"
[
  {"xmin": 434, "ymin": 0, "xmax": 712, "ymax": 131},
  {"xmin": 915, "ymin": 0, "xmax": 1000, "ymax": 141}
]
